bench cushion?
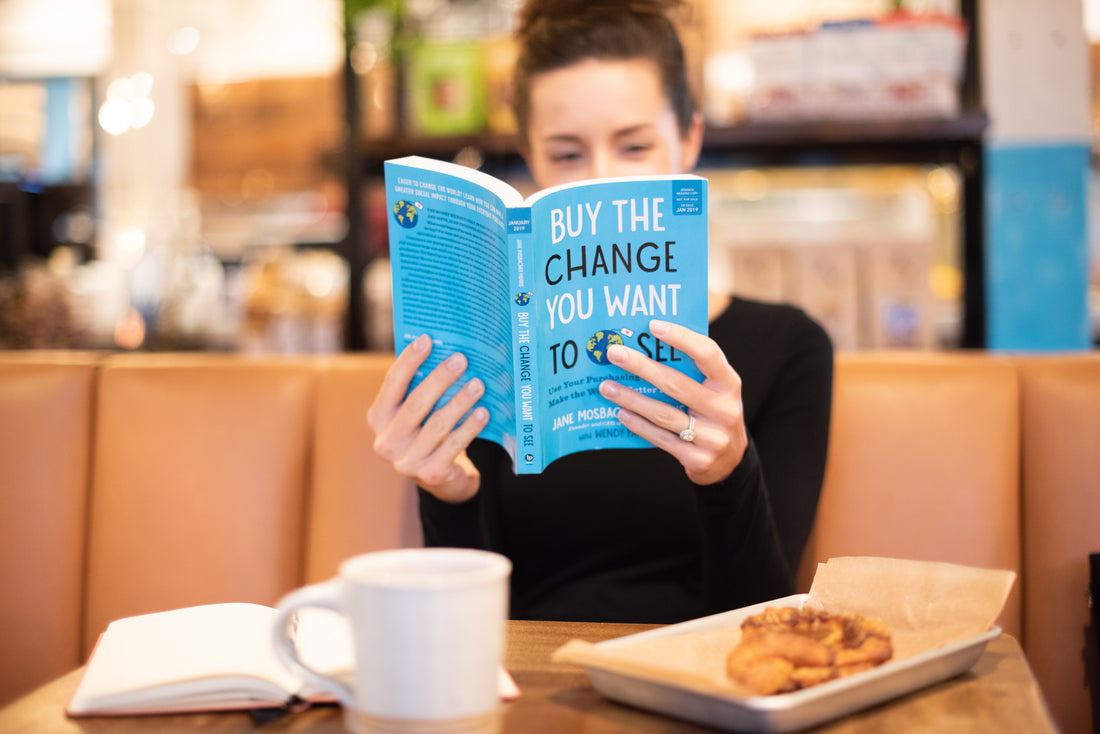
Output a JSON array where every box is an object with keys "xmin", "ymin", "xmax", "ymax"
[
  {"xmin": 0, "ymin": 354, "xmax": 96, "ymax": 704},
  {"xmin": 83, "ymin": 354, "xmax": 315, "ymax": 655},
  {"xmin": 1015, "ymin": 354, "xmax": 1100, "ymax": 734},
  {"xmin": 797, "ymin": 352, "xmax": 1021, "ymax": 639},
  {"xmin": 305, "ymin": 354, "xmax": 421, "ymax": 583}
]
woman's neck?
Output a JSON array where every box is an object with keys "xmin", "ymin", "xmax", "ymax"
[{"xmin": 708, "ymin": 291, "xmax": 730, "ymax": 322}]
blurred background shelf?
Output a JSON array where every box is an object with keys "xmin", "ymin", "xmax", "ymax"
[
  {"xmin": 5, "ymin": 0, "xmax": 1095, "ymax": 354},
  {"xmin": 701, "ymin": 112, "xmax": 987, "ymax": 152}
]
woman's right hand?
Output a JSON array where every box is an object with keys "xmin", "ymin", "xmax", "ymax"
[{"xmin": 367, "ymin": 334, "xmax": 490, "ymax": 503}]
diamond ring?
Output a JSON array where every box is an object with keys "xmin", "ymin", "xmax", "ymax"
[{"xmin": 679, "ymin": 413, "xmax": 696, "ymax": 442}]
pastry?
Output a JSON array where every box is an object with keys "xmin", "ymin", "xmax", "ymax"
[{"xmin": 726, "ymin": 606, "xmax": 893, "ymax": 695}]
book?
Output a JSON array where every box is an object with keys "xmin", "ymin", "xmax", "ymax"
[
  {"xmin": 66, "ymin": 603, "xmax": 351, "ymax": 716},
  {"xmin": 384, "ymin": 156, "xmax": 709, "ymax": 474}
]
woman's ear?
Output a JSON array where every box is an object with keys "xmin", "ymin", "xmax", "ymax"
[{"xmin": 680, "ymin": 113, "xmax": 705, "ymax": 173}]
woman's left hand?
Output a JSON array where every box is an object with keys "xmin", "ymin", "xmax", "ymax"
[{"xmin": 598, "ymin": 318, "xmax": 748, "ymax": 486}]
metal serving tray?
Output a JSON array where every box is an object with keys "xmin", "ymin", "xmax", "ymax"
[{"xmin": 580, "ymin": 593, "xmax": 1000, "ymax": 733}]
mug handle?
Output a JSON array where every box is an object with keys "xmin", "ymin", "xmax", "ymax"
[{"xmin": 272, "ymin": 579, "xmax": 355, "ymax": 708}]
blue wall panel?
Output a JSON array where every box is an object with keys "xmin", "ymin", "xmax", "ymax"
[{"xmin": 985, "ymin": 143, "xmax": 1091, "ymax": 350}]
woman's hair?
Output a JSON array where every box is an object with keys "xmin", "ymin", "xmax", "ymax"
[{"xmin": 512, "ymin": 0, "xmax": 695, "ymax": 145}]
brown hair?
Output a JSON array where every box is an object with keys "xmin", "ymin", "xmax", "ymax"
[{"xmin": 512, "ymin": 0, "xmax": 695, "ymax": 146}]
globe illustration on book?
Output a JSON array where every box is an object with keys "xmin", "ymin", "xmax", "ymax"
[
  {"xmin": 514, "ymin": 291, "xmax": 532, "ymax": 306},
  {"xmin": 392, "ymin": 200, "xmax": 419, "ymax": 229},
  {"xmin": 586, "ymin": 330, "xmax": 624, "ymax": 365}
]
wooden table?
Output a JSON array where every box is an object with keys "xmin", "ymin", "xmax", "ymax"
[{"xmin": 0, "ymin": 620, "xmax": 1056, "ymax": 733}]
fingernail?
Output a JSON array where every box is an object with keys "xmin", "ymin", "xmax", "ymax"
[
  {"xmin": 464, "ymin": 378, "xmax": 484, "ymax": 396},
  {"xmin": 650, "ymin": 319, "xmax": 670, "ymax": 335},
  {"xmin": 599, "ymin": 380, "xmax": 620, "ymax": 397},
  {"xmin": 411, "ymin": 334, "xmax": 431, "ymax": 352},
  {"xmin": 607, "ymin": 344, "xmax": 627, "ymax": 364},
  {"xmin": 472, "ymin": 406, "xmax": 490, "ymax": 422},
  {"xmin": 445, "ymin": 352, "xmax": 466, "ymax": 371}
]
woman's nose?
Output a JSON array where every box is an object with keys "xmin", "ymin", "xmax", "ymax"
[{"xmin": 589, "ymin": 148, "xmax": 614, "ymax": 181}]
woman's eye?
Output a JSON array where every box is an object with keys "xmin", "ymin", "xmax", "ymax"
[
  {"xmin": 550, "ymin": 151, "xmax": 583, "ymax": 164},
  {"xmin": 621, "ymin": 142, "xmax": 654, "ymax": 157}
]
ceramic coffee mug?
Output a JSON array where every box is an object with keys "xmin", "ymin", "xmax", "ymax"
[{"xmin": 273, "ymin": 547, "xmax": 511, "ymax": 734}]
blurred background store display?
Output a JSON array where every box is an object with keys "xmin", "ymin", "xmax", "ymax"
[
  {"xmin": 0, "ymin": 0, "xmax": 1095, "ymax": 352},
  {"xmin": 705, "ymin": 165, "xmax": 961, "ymax": 350}
]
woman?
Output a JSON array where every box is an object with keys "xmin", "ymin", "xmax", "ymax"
[{"xmin": 368, "ymin": 0, "xmax": 833, "ymax": 623}]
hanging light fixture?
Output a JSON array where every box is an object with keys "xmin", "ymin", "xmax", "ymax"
[{"xmin": 0, "ymin": 0, "xmax": 112, "ymax": 77}]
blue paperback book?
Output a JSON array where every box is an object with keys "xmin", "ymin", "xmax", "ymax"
[{"xmin": 385, "ymin": 155, "xmax": 708, "ymax": 474}]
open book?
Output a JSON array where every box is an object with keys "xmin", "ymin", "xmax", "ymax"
[
  {"xmin": 66, "ymin": 603, "xmax": 351, "ymax": 716},
  {"xmin": 385, "ymin": 156, "xmax": 709, "ymax": 474}
]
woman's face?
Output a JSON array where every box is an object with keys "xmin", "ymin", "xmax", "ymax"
[{"xmin": 523, "ymin": 58, "xmax": 703, "ymax": 190}]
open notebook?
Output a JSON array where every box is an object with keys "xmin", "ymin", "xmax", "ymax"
[{"xmin": 67, "ymin": 602, "xmax": 519, "ymax": 717}]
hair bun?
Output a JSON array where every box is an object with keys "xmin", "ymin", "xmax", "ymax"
[{"xmin": 517, "ymin": 0, "xmax": 687, "ymax": 38}]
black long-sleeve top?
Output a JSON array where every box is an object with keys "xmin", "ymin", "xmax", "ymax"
[{"xmin": 418, "ymin": 297, "xmax": 834, "ymax": 624}]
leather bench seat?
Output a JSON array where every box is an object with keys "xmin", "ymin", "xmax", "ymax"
[
  {"xmin": 1015, "ymin": 354, "xmax": 1100, "ymax": 734},
  {"xmin": 796, "ymin": 352, "xmax": 1021, "ymax": 640},
  {"xmin": 0, "ymin": 353, "xmax": 96, "ymax": 711},
  {"xmin": 0, "ymin": 349, "xmax": 1096, "ymax": 732}
]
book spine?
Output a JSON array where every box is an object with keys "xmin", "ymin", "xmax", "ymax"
[{"xmin": 507, "ymin": 206, "xmax": 542, "ymax": 474}]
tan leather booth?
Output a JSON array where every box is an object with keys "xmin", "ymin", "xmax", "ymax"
[
  {"xmin": 84, "ymin": 355, "xmax": 317, "ymax": 649},
  {"xmin": 0, "ymin": 353, "xmax": 96, "ymax": 713},
  {"xmin": 795, "ymin": 353, "xmax": 1022, "ymax": 639},
  {"xmin": 1015, "ymin": 355, "xmax": 1100, "ymax": 734},
  {"xmin": 306, "ymin": 354, "xmax": 424, "ymax": 583},
  {"xmin": 1, "ymin": 349, "xmax": 1097, "ymax": 733}
]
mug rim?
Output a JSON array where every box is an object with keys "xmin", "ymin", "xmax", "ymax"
[{"xmin": 338, "ymin": 547, "xmax": 512, "ymax": 588}]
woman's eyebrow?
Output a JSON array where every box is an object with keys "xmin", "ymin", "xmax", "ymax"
[
  {"xmin": 542, "ymin": 133, "xmax": 584, "ymax": 145},
  {"xmin": 612, "ymin": 123, "xmax": 657, "ymax": 139}
]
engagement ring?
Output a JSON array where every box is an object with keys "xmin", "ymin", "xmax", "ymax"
[{"xmin": 679, "ymin": 413, "xmax": 696, "ymax": 442}]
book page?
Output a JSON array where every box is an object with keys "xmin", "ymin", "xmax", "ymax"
[
  {"xmin": 68, "ymin": 603, "xmax": 300, "ymax": 715},
  {"xmin": 385, "ymin": 157, "xmax": 521, "ymax": 449}
]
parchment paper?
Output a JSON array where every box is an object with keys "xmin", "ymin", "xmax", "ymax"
[{"xmin": 552, "ymin": 557, "xmax": 1016, "ymax": 695}]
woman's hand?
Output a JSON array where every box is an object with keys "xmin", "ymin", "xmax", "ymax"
[
  {"xmin": 367, "ymin": 334, "xmax": 490, "ymax": 502},
  {"xmin": 598, "ymin": 319, "xmax": 748, "ymax": 486}
]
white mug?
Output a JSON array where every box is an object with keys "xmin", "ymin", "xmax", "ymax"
[{"xmin": 273, "ymin": 547, "xmax": 511, "ymax": 734}]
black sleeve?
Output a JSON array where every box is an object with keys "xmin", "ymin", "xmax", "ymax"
[
  {"xmin": 749, "ymin": 314, "xmax": 834, "ymax": 572},
  {"xmin": 416, "ymin": 439, "xmax": 503, "ymax": 552},
  {"xmin": 417, "ymin": 489, "xmax": 486, "ymax": 549},
  {"xmin": 696, "ymin": 300, "xmax": 834, "ymax": 612},
  {"xmin": 693, "ymin": 439, "xmax": 793, "ymax": 614}
]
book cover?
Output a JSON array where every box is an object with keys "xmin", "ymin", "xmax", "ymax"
[{"xmin": 385, "ymin": 155, "xmax": 708, "ymax": 474}]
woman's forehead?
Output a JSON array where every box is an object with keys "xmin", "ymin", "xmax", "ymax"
[{"xmin": 527, "ymin": 58, "xmax": 668, "ymax": 132}]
